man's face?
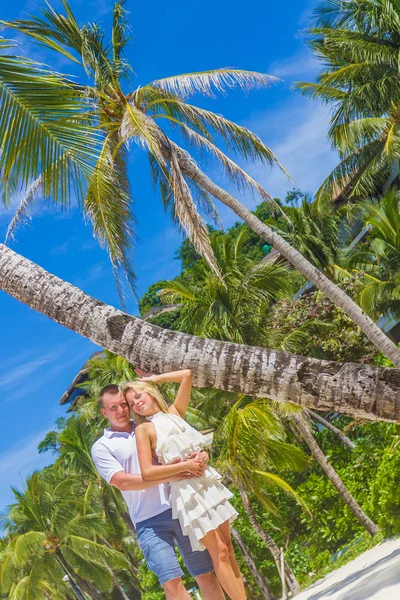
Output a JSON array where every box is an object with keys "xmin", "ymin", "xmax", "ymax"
[{"xmin": 101, "ymin": 392, "xmax": 131, "ymax": 430}]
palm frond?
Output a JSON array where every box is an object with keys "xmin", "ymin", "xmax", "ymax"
[
  {"xmin": 84, "ymin": 134, "xmax": 137, "ymax": 301},
  {"xmin": 169, "ymin": 151, "xmax": 221, "ymax": 278},
  {"xmin": 169, "ymin": 123, "xmax": 286, "ymax": 214},
  {"xmin": 150, "ymin": 68, "xmax": 277, "ymax": 99},
  {"xmin": 278, "ymin": 320, "xmax": 334, "ymax": 353},
  {"xmin": 4, "ymin": 176, "xmax": 43, "ymax": 243},
  {"xmin": 0, "ymin": 46, "xmax": 104, "ymax": 206}
]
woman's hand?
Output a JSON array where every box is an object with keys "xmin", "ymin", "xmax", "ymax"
[
  {"xmin": 185, "ymin": 458, "xmax": 206, "ymax": 477},
  {"xmin": 135, "ymin": 367, "xmax": 158, "ymax": 383}
]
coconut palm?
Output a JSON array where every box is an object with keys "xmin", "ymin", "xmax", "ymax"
[
  {"xmin": 231, "ymin": 528, "xmax": 272, "ymax": 600},
  {"xmin": 56, "ymin": 417, "xmax": 137, "ymax": 542},
  {"xmin": 169, "ymin": 240, "xmax": 379, "ymax": 540},
  {"xmin": 2, "ymin": 244, "xmax": 400, "ymax": 421},
  {"xmin": 3, "ymin": 0, "xmax": 400, "ymax": 364},
  {"xmin": 2, "ymin": 472, "xmax": 130, "ymax": 599},
  {"xmin": 275, "ymin": 193, "xmax": 353, "ymax": 281},
  {"xmin": 297, "ymin": 0, "xmax": 400, "ymax": 201},
  {"xmin": 290, "ymin": 412, "xmax": 380, "ymax": 535},
  {"xmin": 214, "ymin": 395, "xmax": 307, "ymax": 595},
  {"xmin": 159, "ymin": 230, "xmax": 293, "ymax": 345},
  {"xmin": 345, "ymin": 188, "xmax": 400, "ymax": 318}
]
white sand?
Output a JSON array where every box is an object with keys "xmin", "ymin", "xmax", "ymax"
[{"xmin": 292, "ymin": 538, "xmax": 400, "ymax": 600}]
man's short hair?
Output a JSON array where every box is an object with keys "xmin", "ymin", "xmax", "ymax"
[{"xmin": 99, "ymin": 384, "xmax": 120, "ymax": 407}]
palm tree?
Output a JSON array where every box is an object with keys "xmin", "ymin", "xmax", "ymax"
[
  {"xmin": 345, "ymin": 188, "xmax": 400, "ymax": 318},
  {"xmin": 215, "ymin": 396, "xmax": 307, "ymax": 596},
  {"xmin": 231, "ymin": 528, "xmax": 272, "ymax": 600},
  {"xmin": 1, "ymin": 243, "xmax": 400, "ymax": 421},
  {"xmin": 290, "ymin": 412, "xmax": 380, "ymax": 535},
  {"xmin": 159, "ymin": 230, "xmax": 293, "ymax": 345},
  {"xmin": 305, "ymin": 410, "xmax": 356, "ymax": 450},
  {"xmin": 297, "ymin": 0, "xmax": 400, "ymax": 201},
  {"xmin": 2, "ymin": 472, "xmax": 130, "ymax": 599},
  {"xmin": 168, "ymin": 240, "xmax": 379, "ymax": 540},
  {"xmin": 275, "ymin": 193, "xmax": 353, "ymax": 282},
  {"xmin": 3, "ymin": 0, "xmax": 400, "ymax": 364},
  {"xmin": 56, "ymin": 418, "xmax": 138, "ymax": 541}
]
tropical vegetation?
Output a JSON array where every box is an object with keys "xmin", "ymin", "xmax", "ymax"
[{"xmin": 3, "ymin": 0, "xmax": 400, "ymax": 598}]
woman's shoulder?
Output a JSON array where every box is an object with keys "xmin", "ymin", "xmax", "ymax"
[{"xmin": 135, "ymin": 421, "xmax": 156, "ymax": 437}]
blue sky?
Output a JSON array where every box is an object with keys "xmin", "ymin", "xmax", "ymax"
[{"xmin": 0, "ymin": 0, "xmax": 338, "ymax": 511}]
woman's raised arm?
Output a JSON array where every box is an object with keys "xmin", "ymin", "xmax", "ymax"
[{"xmin": 136, "ymin": 368, "xmax": 193, "ymax": 418}]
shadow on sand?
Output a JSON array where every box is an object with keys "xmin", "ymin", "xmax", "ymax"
[{"xmin": 305, "ymin": 548, "xmax": 400, "ymax": 600}]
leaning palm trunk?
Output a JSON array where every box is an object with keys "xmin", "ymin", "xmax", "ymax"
[
  {"xmin": 238, "ymin": 484, "xmax": 300, "ymax": 596},
  {"xmin": 291, "ymin": 414, "xmax": 379, "ymax": 535},
  {"xmin": 175, "ymin": 150, "xmax": 400, "ymax": 367},
  {"xmin": 231, "ymin": 527, "xmax": 272, "ymax": 600},
  {"xmin": 306, "ymin": 409, "xmax": 356, "ymax": 450},
  {"xmin": 2, "ymin": 244, "xmax": 400, "ymax": 421},
  {"xmin": 55, "ymin": 551, "xmax": 99, "ymax": 600},
  {"xmin": 104, "ymin": 564, "xmax": 130, "ymax": 600}
]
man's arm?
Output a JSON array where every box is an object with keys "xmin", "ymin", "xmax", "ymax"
[
  {"xmin": 110, "ymin": 470, "xmax": 173, "ymax": 491},
  {"xmin": 91, "ymin": 439, "xmax": 198, "ymax": 492}
]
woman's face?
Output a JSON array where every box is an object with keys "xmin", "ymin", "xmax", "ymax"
[{"xmin": 125, "ymin": 388, "xmax": 158, "ymax": 417}]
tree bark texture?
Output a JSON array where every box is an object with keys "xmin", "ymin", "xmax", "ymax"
[
  {"xmin": 291, "ymin": 414, "xmax": 380, "ymax": 536},
  {"xmin": 177, "ymin": 151, "xmax": 400, "ymax": 368},
  {"xmin": 238, "ymin": 484, "xmax": 300, "ymax": 596},
  {"xmin": 2, "ymin": 244, "xmax": 400, "ymax": 421},
  {"xmin": 231, "ymin": 527, "xmax": 272, "ymax": 600},
  {"xmin": 306, "ymin": 409, "xmax": 356, "ymax": 450}
]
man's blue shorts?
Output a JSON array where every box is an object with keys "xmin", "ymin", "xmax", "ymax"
[{"xmin": 136, "ymin": 508, "xmax": 214, "ymax": 586}]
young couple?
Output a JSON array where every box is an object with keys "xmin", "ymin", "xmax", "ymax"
[{"xmin": 91, "ymin": 368, "xmax": 246, "ymax": 600}]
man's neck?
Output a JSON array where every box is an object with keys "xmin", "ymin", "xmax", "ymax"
[{"xmin": 109, "ymin": 422, "xmax": 133, "ymax": 433}]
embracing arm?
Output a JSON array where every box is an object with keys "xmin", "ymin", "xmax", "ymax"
[
  {"xmin": 137, "ymin": 368, "xmax": 193, "ymax": 418},
  {"xmin": 91, "ymin": 441, "xmax": 167, "ymax": 492},
  {"xmin": 136, "ymin": 422, "xmax": 204, "ymax": 481},
  {"xmin": 110, "ymin": 470, "xmax": 170, "ymax": 492}
]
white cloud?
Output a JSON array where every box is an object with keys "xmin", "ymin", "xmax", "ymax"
[
  {"xmin": 244, "ymin": 97, "xmax": 338, "ymax": 203},
  {"xmin": 268, "ymin": 51, "xmax": 319, "ymax": 81},
  {"xmin": 0, "ymin": 429, "xmax": 55, "ymax": 512},
  {"xmin": 207, "ymin": 94, "xmax": 338, "ymax": 230},
  {"xmin": 0, "ymin": 342, "xmax": 91, "ymax": 402}
]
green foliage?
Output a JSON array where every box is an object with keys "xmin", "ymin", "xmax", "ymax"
[
  {"xmin": 268, "ymin": 276, "xmax": 377, "ymax": 362},
  {"xmin": 138, "ymin": 280, "xmax": 173, "ymax": 315}
]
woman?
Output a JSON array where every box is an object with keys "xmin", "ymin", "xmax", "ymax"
[{"xmin": 121, "ymin": 369, "xmax": 246, "ymax": 600}]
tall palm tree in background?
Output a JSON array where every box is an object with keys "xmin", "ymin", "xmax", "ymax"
[
  {"xmin": 160, "ymin": 230, "xmax": 293, "ymax": 344},
  {"xmin": 275, "ymin": 193, "xmax": 352, "ymax": 282},
  {"xmin": 297, "ymin": 0, "xmax": 400, "ymax": 200},
  {"xmin": 215, "ymin": 396, "xmax": 307, "ymax": 595},
  {"xmin": 346, "ymin": 188, "xmax": 400, "ymax": 318},
  {"xmin": 2, "ymin": 0, "xmax": 400, "ymax": 364},
  {"xmin": 1, "ymin": 472, "xmax": 131, "ymax": 599}
]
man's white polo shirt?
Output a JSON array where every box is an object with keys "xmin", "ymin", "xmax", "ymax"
[{"xmin": 91, "ymin": 425, "xmax": 170, "ymax": 526}]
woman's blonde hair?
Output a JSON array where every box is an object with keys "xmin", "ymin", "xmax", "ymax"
[{"xmin": 120, "ymin": 381, "xmax": 169, "ymax": 424}]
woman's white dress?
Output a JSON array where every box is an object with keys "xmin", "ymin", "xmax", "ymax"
[{"xmin": 147, "ymin": 411, "xmax": 238, "ymax": 552}]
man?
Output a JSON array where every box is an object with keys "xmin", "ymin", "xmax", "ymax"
[{"xmin": 91, "ymin": 384, "xmax": 224, "ymax": 600}]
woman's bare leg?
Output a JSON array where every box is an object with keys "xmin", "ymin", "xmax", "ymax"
[
  {"xmin": 200, "ymin": 529, "xmax": 246, "ymax": 600},
  {"xmin": 218, "ymin": 520, "xmax": 246, "ymax": 596}
]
